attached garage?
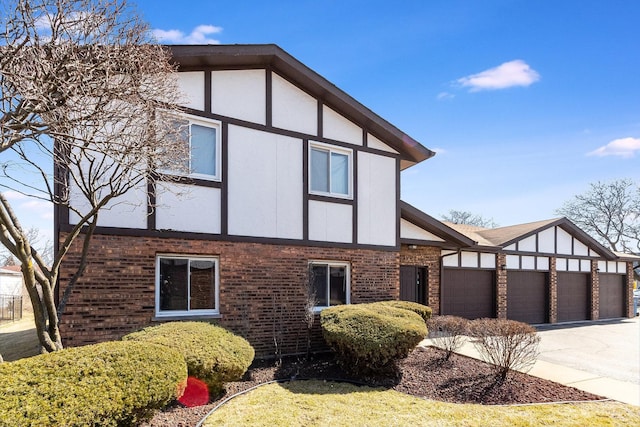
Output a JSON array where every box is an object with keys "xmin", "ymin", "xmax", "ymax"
[
  {"xmin": 507, "ymin": 271, "xmax": 548, "ymax": 324},
  {"xmin": 441, "ymin": 268, "xmax": 495, "ymax": 319},
  {"xmin": 557, "ymin": 272, "xmax": 590, "ymax": 322},
  {"xmin": 599, "ymin": 274, "xmax": 626, "ymax": 319}
]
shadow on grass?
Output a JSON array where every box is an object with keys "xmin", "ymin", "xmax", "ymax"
[{"xmin": 437, "ymin": 371, "xmax": 504, "ymax": 401}]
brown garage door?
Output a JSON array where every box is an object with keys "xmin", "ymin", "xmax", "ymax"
[
  {"xmin": 599, "ymin": 274, "xmax": 626, "ymax": 319},
  {"xmin": 557, "ymin": 272, "xmax": 590, "ymax": 322},
  {"xmin": 442, "ymin": 269, "xmax": 495, "ymax": 319},
  {"xmin": 507, "ymin": 271, "xmax": 548, "ymax": 324}
]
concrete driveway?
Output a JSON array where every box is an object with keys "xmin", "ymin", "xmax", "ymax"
[{"xmin": 535, "ymin": 317, "xmax": 639, "ymax": 385}]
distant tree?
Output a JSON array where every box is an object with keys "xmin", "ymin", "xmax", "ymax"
[
  {"xmin": 441, "ymin": 210, "xmax": 498, "ymax": 228},
  {"xmin": 556, "ymin": 179, "xmax": 640, "ymax": 253},
  {"xmin": 0, "ymin": 227, "xmax": 52, "ymax": 267},
  {"xmin": 0, "ymin": 0, "xmax": 186, "ymax": 353}
]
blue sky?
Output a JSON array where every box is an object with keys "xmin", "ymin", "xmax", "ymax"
[
  {"xmin": 6, "ymin": 0, "xmax": 640, "ymax": 241},
  {"xmin": 136, "ymin": 0, "xmax": 640, "ymax": 226}
]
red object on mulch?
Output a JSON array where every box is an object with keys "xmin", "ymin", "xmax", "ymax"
[{"xmin": 178, "ymin": 377, "xmax": 210, "ymax": 407}]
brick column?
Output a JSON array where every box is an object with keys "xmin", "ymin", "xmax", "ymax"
[
  {"xmin": 591, "ymin": 259, "xmax": 600, "ymax": 320},
  {"xmin": 549, "ymin": 257, "xmax": 558, "ymax": 323},
  {"xmin": 626, "ymin": 262, "xmax": 635, "ymax": 318},
  {"xmin": 496, "ymin": 253, "xmax": 507, "ymax": 319}
]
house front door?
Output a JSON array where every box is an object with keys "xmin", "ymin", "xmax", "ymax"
[{"xmin": 400, "ymin": 265, "xmax": 427, "ymax": 305}]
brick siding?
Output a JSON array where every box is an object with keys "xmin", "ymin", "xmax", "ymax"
[
  {"xmin": 399, "ymin": 244, "xmax": 441, "ymax": 314},
  {"xmin": 58, "ymin": 233, "xmax": 399, "ymax": 357}
]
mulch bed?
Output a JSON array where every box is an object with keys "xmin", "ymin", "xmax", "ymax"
[{"xmin": 142, "ymin": 346, "xmax": 605, "ymax": 427}]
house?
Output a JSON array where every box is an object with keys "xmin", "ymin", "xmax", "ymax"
[
  {"xmin": 399, "ymin": 201, "xmax": 638, "ymax": 324},
  {"xmin": 0, "ymin": 265, "xmax": 24, "ymax": 321},
  {"xmin": 56, "ymin": 44, "xmax": 637, "ymax": 356},
  {"xmin": 56, "ymin": 44, "xmax": 434, "ymax": 355}
]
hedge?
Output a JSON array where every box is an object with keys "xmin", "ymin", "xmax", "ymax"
[
  {"xmin": 123, "ymin": 321, "xmax": 254, "ymax": 396},
  {"xmin": 0, "ymin": 341, "xmax": 187, "ymax": 427},
  {"xmin": 320, "ymin": 303, "xmax": 427, "ymax": 374},
  {"xmin": 368, "ymin": 300, "xmax": 432, "ymax": 322}
]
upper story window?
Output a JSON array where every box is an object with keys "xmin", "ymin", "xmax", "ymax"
[
  {"xmin": 310, "ymin": 261, "xmax": 350, "ymax": 309},
  {"xmin": 156, "ymin": 255, "xmax": 220, "ymax": 317},
  {"xmin": 309, "ymin": 142, "xmax": 352, "ymax": 198},
  {"xmin": 165, "ymin": 115, "xmax": 221, "ymax": 181}
]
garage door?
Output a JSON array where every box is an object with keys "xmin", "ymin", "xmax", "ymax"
[
  {"xmin": 442, "ymin": 269, "xmax": 495, "ymax": 319},
  {"xmin": 599, "ymin": 274, "xmax": 626, "ymax": 319},
  {"xmin": 507, "ymin": 271, "xmax": 548, "ymax": 324},
  {"xmin": 557, "ymin": 272, "xmax": 590, "ymax": 322}
]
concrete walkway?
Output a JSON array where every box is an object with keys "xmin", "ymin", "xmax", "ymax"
[{"xmin": 420, "ymin": 317, "xmax": 640, "ymax": 406}]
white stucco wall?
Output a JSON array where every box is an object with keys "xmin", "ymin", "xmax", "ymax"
[
  {"xmin": 322, "ymin": 106, "xmax": 362, "ymax": 145},
  {"xmin": 480, "ymin": 253, "xmax": 496, "ymax": 268},
  {"xmin": 271, "ymin": 73, "xmax": 317, "ymax": 136},
  {"xmin": 367, "ymin": 133, "xmax": 398, "ymax": 154},
  {"xmin": 400, "ymin": 219, "xmax": 444, "ymax": 242},
  {"xmin": 177, "ymin": 71, "xmax": 205, "ymax": 111},
  {"xmin": 461, "ymin": 252, "xmax": 478, "ymax": 268},
  {"xmin": 68, "ymin": 179, "xmax": 148, "ymax": 229},
  {"xmin": 538, "ymin": 227, "xmax": 555, "ymax": 253},
  {"xmin": 227, "ymin": 125, "xmax": 303, "ymax": 239},
  {"xmin": 556, "ymin": 228, "xmax": 573, "ymax": 254},
  {"xmin": 308, "ymin": 200, "xmax": 352, "ymax": 243},
  {"xmin": 155, "ymin": 182, "xmax": 221, "ymax": 234},
  {"xmin": 518, "ymin": 235, "xmax": 536, "ymax": 251},
  {"xmin": 212, "ymin": 70, "xmax": 266, "ymax": 124},
  {"xmin": 357, "ymin": 152, "xmax": 396, "ymax": 246}
]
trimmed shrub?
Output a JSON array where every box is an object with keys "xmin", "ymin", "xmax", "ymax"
[
  {"xmin": 123, "ymin": 321, "xmax": 254, "ymax": 396},
  {"xmin": 320, "ymin": 303, "xmax": 427, "ymax": 374},
  {"xmin": 369, "ymin": 300, "xmax": 432, "ymax": 322},
  {"xmin": 468, "ymin": 318, "xmax": 541, "ymax": 381},
  {"xmin": 0, "ymin": 341, "xmax": 187, "ymax": 427},
  {"xmin": 427, "ymin": 315, "xmax": 469, "ymax": 360}
]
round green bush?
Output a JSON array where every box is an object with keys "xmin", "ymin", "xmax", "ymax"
[
  {"xmin": 320, "ymin": 303, "xmax": 427, "ymax": 374},
  {"xmin": 0, "ymin": 341, "xmax": 187, "ymax": 427},
  {"xmin": 123, "ymin": 321, "xmax": 255, "ymax": 396},
  {"xmin": 368, "ymin": 300, "xmax": 432, "ymax": 322}
]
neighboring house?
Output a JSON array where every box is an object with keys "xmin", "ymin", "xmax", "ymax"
[
  {"xmin": 399, "ymin": 201, "xmax": 639, "ymax": 324},
  {"xmin": 0, "ymin": 265, "xmax": 24, "ymax": 320},
  {"xmin": 56, "ymin": 44, "xmax": 434, "ymax": 355}
]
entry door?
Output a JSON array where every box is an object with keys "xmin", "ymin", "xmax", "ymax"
[{"xmin": 400, "ymin": 265, "xmax": 426, "ymax": 304}]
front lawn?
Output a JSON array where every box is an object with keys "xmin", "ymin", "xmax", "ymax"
[{"xmin": 203, "ymin": 380, "xmax": 640, "ymax": 427}]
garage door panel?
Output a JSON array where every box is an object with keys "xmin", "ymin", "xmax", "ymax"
[
  {"xmin": 599, "ymin": 274, "xmax": 625, "ymax": 319},
  {"xmin": 442, "ymin": 269, "xmax": 495, "ymax": 319},
  {"xmin": 507, "ymin": 271, "xmax": 548, "ymax": 324},
  {"xmin": 557, "ymin": 272, "xmax": 590, "ymax": 322}
]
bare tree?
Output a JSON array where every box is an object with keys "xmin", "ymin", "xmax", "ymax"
[
  {"xmin": 442, "ymin": 210, "xmax": 498, "ymax": 228},
  {"xmin": 0, "ymin": 227, "xmax": 52, "ymax": 267},
  {"xmin": 556, "ymin": 179, "xmax": 640, "ymax": 253},
  {"xmin": 0, "ymin": 0, "xmax": 186, "ymax": 352}
]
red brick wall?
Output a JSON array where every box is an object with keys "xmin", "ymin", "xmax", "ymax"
[
  {"xmin": 496, "ymin": 253, "xmax": 507, "ymax": 319},
  {"xmin": 399, "ymin": 244, "xmax": 441, "ymax": 314},
  {"xmin": 57, "ymin": 233, "xmax": 399, "ymax": 357}
]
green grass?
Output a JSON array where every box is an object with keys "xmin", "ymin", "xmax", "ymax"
[{"xmin": 203, "ymin": 380, "xmax": 640, "ymax": 427}]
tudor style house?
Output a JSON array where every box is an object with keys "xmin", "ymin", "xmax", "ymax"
[
  {"xmin": 56, "ymin": 44, "xmax": 434, "ymax": 355},
  {"xmin": 56, "ymin": 44, "xmax": 637, "ymax": 356},
  {"xmin": 398, "ymin": 201, "xmax": 638, "ymax": 325}
]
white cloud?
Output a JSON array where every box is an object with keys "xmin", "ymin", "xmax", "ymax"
[
  {"xmin": 587, "ymin": 137, "xmax": 640, "ymax": 158},
  {"xmin": 457, "ymin": 60, "xmax": 540, "ymax": 92},
  {"xmin": 432, "ymin": 147, "xmax": 447, "ymax": 155},
  {"xmin": 151, "ymin": 24, "xmax": 223, "ymax": 44},
  {"xmin": 436, "ymin": 92, "xmax": 455, "ymax": 100}
]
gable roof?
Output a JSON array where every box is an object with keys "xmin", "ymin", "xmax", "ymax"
[
  {"xmin": 400, "ymin": 201, "xmax": 475, "ymax": 247},
  {"xmin": 168, "ymin": 44, "xmax": 435, "ymax": 169}
]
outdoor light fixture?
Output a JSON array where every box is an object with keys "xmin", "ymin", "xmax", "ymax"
[
  {"xmin": 500, "ymin": 264, "xmax": 507, "ymax": 271},
  {"xmin": 408, "ymin": 244, "xmax": 418, "ymax": 250}
]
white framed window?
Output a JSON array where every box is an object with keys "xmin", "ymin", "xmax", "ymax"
[
  {"xmin": 310, "ymin": 261, "xmax": 350, "ymax": 309},
  {"xmin": 309, "ymin": 142, "xmax": 352, "ymax": 198},
  {"xmin": 164, "ymin": 114, "xmax": 222, "ymax": 181},
  {"xmin": 156, "ymin": 255, "xmax": 219, "ymax": 317}
]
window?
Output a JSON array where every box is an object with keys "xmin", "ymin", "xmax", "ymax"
[
  {"xmin": 156, "ymin": 255, "xmax": 219, "ymax": 317},
  {"xmin": 310, "ymin": 262, "xmax": 350, "ymax": 308},
  {"xmin": 309, "ymin": 143, "xmax": 352, "ymax": 198},
  {"xmin": 164, "ymin": 115, "xmax": 221, "ymax": 181}
]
